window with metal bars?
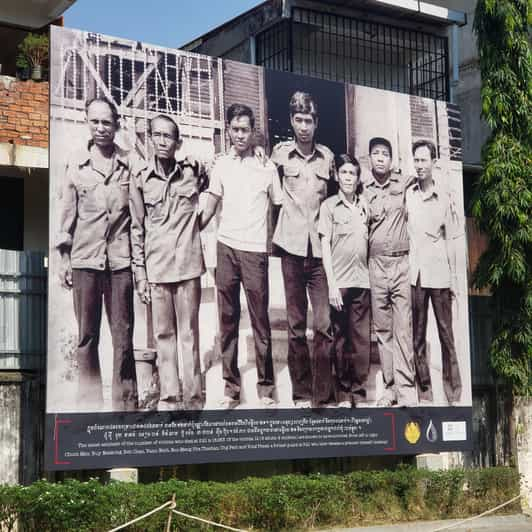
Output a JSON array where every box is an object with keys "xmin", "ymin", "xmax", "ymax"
[{"xmin": 256, "ymin": 7, "xmax": 449, "ymax": 101}]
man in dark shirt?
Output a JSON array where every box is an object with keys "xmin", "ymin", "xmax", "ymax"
[
  {"xmin": 57, "ymin": 97, "xmax": 137, "ymax": 411},
  {"xmin": 130, "ymin": 114, "xmax": 205, "ymax": 410}
]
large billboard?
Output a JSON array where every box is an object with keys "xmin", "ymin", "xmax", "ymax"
[{"xmin": 46, "ymin": 25, "xmax": 472, "ymax": 470}]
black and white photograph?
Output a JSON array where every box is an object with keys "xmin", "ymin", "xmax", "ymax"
[{"xmin": 46, "ymin": 25, "xmax": 472, "ymax": 469}]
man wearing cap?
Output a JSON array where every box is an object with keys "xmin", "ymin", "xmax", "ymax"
[
  {"xmin": 130, "ymin": 114, "xmax": 205, "ymax": 410},
  {"xmin": 406, "ymin": 139, "xmax": 462, "ymax": 404},
  {"xmin": 271, "ymin": 91, "xmax": 336, "ymax": 408},
  {"xmin": 364, "ymin": 137, "xmax": 417, "ymax": 406}
]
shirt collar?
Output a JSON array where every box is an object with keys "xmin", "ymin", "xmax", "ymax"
[
  {"xmin": 413, "ymin": 178, "xmax": 439, "ymax": 201},
  {"xmin": 77, "ymin": 140, "xmax": 128, "ymax": 170},
  {"xmin": 336, "ymin": 190, "xmax": 359, "ymax": 208},
  {"xmin": 366, "ymin": 171, "xmax": 399, "ymax": 189},
  {"xmin": 288, "ymin": 141, "xmax": 324, "ymax": 161},
  {"xmin": 145, "ymin": 156, "xmax": 181, "ymax": 181}
]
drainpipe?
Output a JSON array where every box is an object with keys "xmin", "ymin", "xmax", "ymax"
[
  {"xmin": 450, "ymin": 23, "xmax": 460, "ymax": 104},
  {"xmin": 249, "ymin": 35, "xmax": 257, "ymax": 65}
]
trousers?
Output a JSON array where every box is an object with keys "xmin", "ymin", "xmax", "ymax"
[
  {"xmin": 331, "ymin": 287, "xmax": 371, "ymax": 403},
  {"xmin": 216, "ymin": 242, "xmax": 274, "ymax": 401},
  {"xmin": 411, "ymin": 276, "xmax": 462, "ymax": 403},
  {"xmin": 368, "ymin": 254, "xmax": 417, "ymax": 405},
  {"xmin": 72, "ymin": 268, "xmax": 137, "ymax": 411},
  {"xmin": 281, "ymin": 252, "xmax": 333, "ymax": 406},
  {"xmin": 150, "ymin": 278, "xmax": 203, "ymax": 408}
]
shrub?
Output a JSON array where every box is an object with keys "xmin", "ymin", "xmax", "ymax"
[{"xmin": 0, "ymin": 467, "xmax": 520, "ymax": 531}]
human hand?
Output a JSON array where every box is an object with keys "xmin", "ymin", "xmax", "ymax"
[
  {"xmin": 329, "ymin": 285, "xmax": 343, "ymax": 311},
  {"xmin": 58, "ymin": 255, "xmax": 72, "ymax": 289},
  {"xmin": 136, "ymin": 279, "xmax": 151, "ymax": 304}
]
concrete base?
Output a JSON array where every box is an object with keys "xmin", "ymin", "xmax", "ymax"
[
  {"xmin": 416, "ymin": 452, "xmax": 465, "ymax": 471},
  {"xmin": 106, "ymin": 468, "xmax": 138, "ymax": 483}
]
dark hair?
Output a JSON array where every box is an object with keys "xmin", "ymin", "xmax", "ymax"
[
  {"xmin": 412, "ymin": 139, "xmax": 437, "ymax": 160},
  {"xmin": 335, "ymin": 153, "xmax": 363, "ymax": 196},
  {"xmin": 289, "ymin": 91, "xmax": 318, "ymax": 119},
  {"xmin": 85, "ymin": 97, "xmax": 120, "ymax": 126},
  {"xmin": 226, "ymin": 103, "xmax": 255, "ymax": 129},
  {"xmin": 369, "ymin": 137, "xmax": 392, "ymax": 158},
  {"xmin": 148, "ymin": 114, "xmax": 180, "ymax": 140}
]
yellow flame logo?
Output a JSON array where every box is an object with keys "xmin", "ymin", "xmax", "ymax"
[{"xmin": 404, "ymin": 421, "xmax": 421, "ymax": 444}]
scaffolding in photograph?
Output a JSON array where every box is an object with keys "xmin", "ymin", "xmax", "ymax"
[{"xmin": 51, "ymin": 31, "xmax": 225, "ymax": 157}]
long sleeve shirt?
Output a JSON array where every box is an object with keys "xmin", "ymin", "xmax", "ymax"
[
  {"xmin": 56, "ymin": 142, "xmax": 133, "ymax": 271},
  {"xmin": 130, "ymin": 156, "xmax": 205, "ymax": 284}
]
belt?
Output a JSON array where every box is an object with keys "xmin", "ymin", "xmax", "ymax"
[{"xmin": 369, "ymin": 249, "xmax": 409, "ymax": 258}]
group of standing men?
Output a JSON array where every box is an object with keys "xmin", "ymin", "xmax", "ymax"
[{"xmin": 57, "ymin": 91, "xmax": 462, "ymax": 413}]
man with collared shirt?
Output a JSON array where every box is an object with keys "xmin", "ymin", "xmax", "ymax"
[
  {"xmin": 130, "ymin": 114, "xmax": 205, "ymax": 411},
  {"xmin": 57, "ymin": 97, "xmax": 137, "ymax": 411},
  {"xmin": 319, "ymin": 154, "xmax": 371, "ymax": 407},
  {"xmin": 199, "ymin": 103, "xmax": 282, "ymax": 409},
  {"xmin": 364, "ymin": 137, "xmax": 417, "ymax": 407},
  {"xmin": 271, "ymin": 91, "xmax": 336, "ymax": 408},
  {"xmin": 406, "ymin": 139, "xmax": 462, "ymax": 404}
]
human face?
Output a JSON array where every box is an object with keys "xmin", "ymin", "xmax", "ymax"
[
  {"xmin": 370, "ymin": 143, "xmax": 392, "ymax": 178},
  {"xmin": 413, "ymin": 145, "xmax": 434, "ymax": 182},
  {"xmin": 150, "ymin": 117, "xmax": 180, "ymax": 160},
  {"xmin": 338, "ymin": 163, "xmax": 359, "ymax": 198},
  {"xmin": 290, "ymin": 112, "xmax": 317, "ymax": 146},
  {"xmin": 87, "ymin": 101, "xmax": 117, "ymax": 147},
  {"xmin": 228, "ymin": 115, "xmax": 253, "ymax": 155}
]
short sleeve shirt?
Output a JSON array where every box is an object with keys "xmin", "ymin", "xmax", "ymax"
[
  {"xmin": 318, "ymin": 192, "xmax": 370, "ymax": 289},
  {"xmin": 208, "ymin": 147, "xmax": 282, "ymax": 253},
  {"xmin": 271, "ymin": 141, "xmax": 335, "ymax": 258},
  {"xmin": 406, "ymin": 179, "xmax": 462, "ymax": 288}
]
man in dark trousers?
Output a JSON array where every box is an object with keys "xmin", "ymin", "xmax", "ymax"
[
  {"xmin": 364, "ymin": 137, "xmax": 417, "ymax": 407},
  {"xmin": 271, "ymin": 91, "xmax": 336, "ymax": 408},
  {"xmin": 406, "ymin": 139, "xmax": 462, "ymax": 404},
  {"xmin": 200, "ymin": 103, "xmax": 282, "ymax": 408},
  {"xmin": 57, "ymin": 97, "xmax": 137, "ymax": 411}
]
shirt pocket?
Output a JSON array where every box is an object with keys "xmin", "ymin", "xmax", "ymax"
[
  {"xmin": 77, "ymin": 183, "xmax": 100, "ymax": 219},
  {"xmin": 176, "ymin": 188, "xmax": 198, "ymax": 214},
  {"xmin": 333, "ymin": 211, "xmax": 353, "ymax": 235},
  {"xmin": 144, "ymin": 189, "xmax": 165, "ymax": 223},
  {"xmin": 314, "ymin": 162, "xmax": 330, "ymax": 198},
  {"xmin": 388, "ymin": 188, "xmax": 405, "ymax": 213},
  {"xmin": 283, "ymin": 165, "xmax": 301, "ymax": 192}
]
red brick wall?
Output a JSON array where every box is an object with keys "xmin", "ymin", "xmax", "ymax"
[{"xmin": 0, "ymin": 79, "xmax": 48, "ymax": 149}]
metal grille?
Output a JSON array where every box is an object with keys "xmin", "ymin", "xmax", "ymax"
[
  {"xmin": 52, "ymin": 31, "xmax": 225, "ymax": 157},
  {"xmin": 256, "ymin": 7, "xmax": 449, "ymax": 101}
]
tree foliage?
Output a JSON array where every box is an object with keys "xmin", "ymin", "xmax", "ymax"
[{"xmin": 472, "ymin": 0, "xmax": 532, "ymax": 394}]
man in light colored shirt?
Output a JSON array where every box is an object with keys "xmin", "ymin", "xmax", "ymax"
[
  {"xmin": 57, "ymin": 97, "xmax": 137, "ymax": 411},
  {"xmin": 319, "ymin": 154, "xmax": 371, "ymax": 407},
  {"xmin": 130, "ymin": 114, "xmax": 205, "ymax": 410},
  {"xmin": 271, "ymin": 92, "xmax": 336, "ymax": 408},
  {"xmin": 364, "ymin": 137, "xmax": 417, "ymax": 407},
  {"xmin": 200, "ymin": 103, "xmax": 283, "ymax": 408},
  {"xmin": 406, "ymin": 139, "xmax": 462, "ymax": 403}
]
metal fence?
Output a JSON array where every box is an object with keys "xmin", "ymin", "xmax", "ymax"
[
  {"xmin": 0, "ymin": 250, "xmax": 47, "ymax": 371},
  {"xmin": 257, "ymin": 7, "xmax": 449, "ymax": 101}
]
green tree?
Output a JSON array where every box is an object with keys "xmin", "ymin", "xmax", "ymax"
[{"xmin": 472, "ymin": 0, "xmax": 532, "ymax": 395}]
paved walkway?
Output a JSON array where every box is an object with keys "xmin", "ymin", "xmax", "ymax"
[{"xmin": 319, "ymin": 514, "xmax": 532, "ymax": 531}]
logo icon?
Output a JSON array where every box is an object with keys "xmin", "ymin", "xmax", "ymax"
[
  {"xmin": 404, "ymin": 421, "xmax": 421, "ymax": 444},
  {"xmin": 426, "ymin": 419, "xmax": 438, "ymax": 443}
]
